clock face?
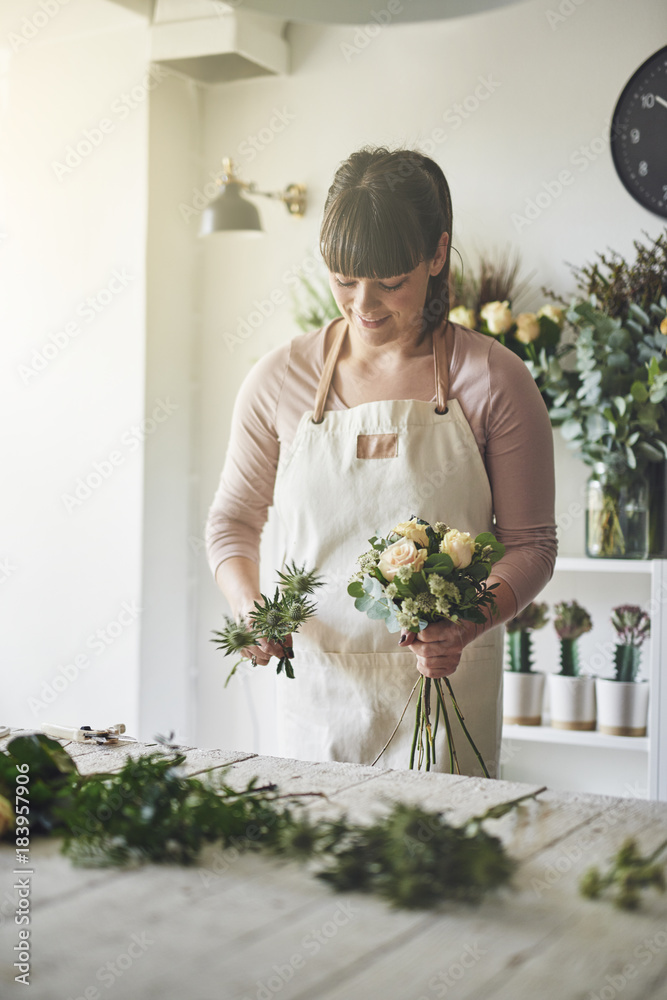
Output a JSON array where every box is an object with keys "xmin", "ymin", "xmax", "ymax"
[{"xmin": 610, "ymin": 46, "xmax": 667, "ymax": 218}]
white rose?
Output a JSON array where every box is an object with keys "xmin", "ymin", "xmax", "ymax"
[
  {"xmin": 378, "ymin": 540, "xmax": 428, "ymax": 582},
  {"xmin": 449, "ymin": 306, "xmax": 476, "ymax": 330},
  {"xmin": 514, "ymin": 312, "xmax": 540, "ymax": 345},
  {"xmin": 537, "ymin": 303, "xmax": 565, "ymax": 328},
  {"xmin": 479, "ymin": 300, "xmax": 513, "ymax": 335},
  {"xmin": 392, "ymin": 518, "xmax": 429, "ymax": 548},
  {"xmin": 439, "ymin": 529, "xmax": 475, "ymax": 569}
]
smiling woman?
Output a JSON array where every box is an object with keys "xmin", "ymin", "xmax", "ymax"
[{"xmin": 205, "ymin": 146, "xmax": 557, "ymax": 777}]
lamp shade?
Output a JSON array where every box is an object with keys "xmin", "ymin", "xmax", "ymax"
[{"xmin": 199, "ymin": 182, "xmax": 263, "ymax": 235}]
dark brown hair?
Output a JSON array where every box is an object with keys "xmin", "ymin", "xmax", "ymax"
[{"xmin": 319, "ymin": 146, "xmax": 453, "ymax": 333}]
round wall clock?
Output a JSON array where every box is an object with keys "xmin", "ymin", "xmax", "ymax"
[{"xmin": 610, "ymin": 45, "xmax": 667, "ymax": 218}]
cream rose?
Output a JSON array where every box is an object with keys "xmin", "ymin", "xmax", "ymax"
[
  {"xmin": 449, "ymin": 306, "xmax": 476, "ymax": 330},
  {"xmin": 392, "ymin": 518, "xmax": 429, "ymax": 548},
  {"xmin": 514, "ymin": 312, "xmax": 540, "ymax": 344},
  {"xmin": 378, "ymin": 539, "xmax": 427, "ymax": 581},
  {"xmin": 439, "ymin": 528, "xmax": 475, "ymax": 569},
  {"xmin": 537, "ymin": 303, "xmax": 565, "ymax": 328},
  {"xmin": 480, "ymin": 300, "xmax": 513, "ymax": 335}
]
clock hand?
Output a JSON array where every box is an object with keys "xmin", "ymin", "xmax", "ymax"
[{"xmin": 655, "ymin": 95, "xmax": 667, "ymax": 110}]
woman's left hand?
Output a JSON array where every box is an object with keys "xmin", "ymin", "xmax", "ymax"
[{"xmin": 399, "ymin": 619, "xmax": 480, "ymax": 678}]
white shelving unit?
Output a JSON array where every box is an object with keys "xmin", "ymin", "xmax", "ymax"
[{"xmin": 501, "ymin": 556, "xmax": 667, "ymax": 801}]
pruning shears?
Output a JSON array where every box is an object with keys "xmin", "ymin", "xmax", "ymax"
[{"xmin": 41, "ymin": 723, "xmax": 136, "ymax": 745}]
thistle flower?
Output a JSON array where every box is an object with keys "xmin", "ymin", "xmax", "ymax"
[
  {"xmin": 553, "ymin": 600, "xmax": 593, "ymax": 641},
  {"xmin": 611, "ymin": 605, "xmax": 650, "ymax": 647},
  {"xmin": 276, "ymin": 562, "xmax": 324, "ymax": 596},
  {"xmin": 210, "ymin": 617, "xmax": 256, "ymax": 657},
  {"xmin": 506, "ymin": 601, "xmax": 549, "ymax": 634}
]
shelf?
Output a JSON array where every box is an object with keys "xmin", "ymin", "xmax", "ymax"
[
  {"xmin": 503, "ymin": 723, "xmax": 649, "ymax": 752},
  {"xmin": 555, "ymin": 556, "xmax": 654, "ymax": 574}
]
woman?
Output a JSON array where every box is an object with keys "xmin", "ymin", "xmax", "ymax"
[{"xmin": 206, "ymin": 147, "xmax": 557, "ymax": 777}]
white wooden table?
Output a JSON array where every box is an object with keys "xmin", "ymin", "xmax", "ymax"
[{"xmin": 2, "ymin": 729, "xmax": 667, "ymax": 1000}]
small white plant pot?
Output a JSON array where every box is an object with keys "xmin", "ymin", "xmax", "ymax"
[
  {"xmin": 595, "ymin": 678, "xmax": 649, "ymax": 737},
  {"xmin": 503, "ymin": 671, "xmax": 545, "ymax": 726},
  {"xmin": 548, "ymin": 674, "xmax": 596, "ymax": 731}
]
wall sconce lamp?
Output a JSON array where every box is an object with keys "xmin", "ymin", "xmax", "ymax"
[{"xmin": 199, "ymin": 158, "xmax": 307, "ymax": 236}]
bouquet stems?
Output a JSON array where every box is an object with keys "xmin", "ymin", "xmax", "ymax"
[{"xmin": 376, "ymin": 674, "xmax": 489, "ymax": 777}]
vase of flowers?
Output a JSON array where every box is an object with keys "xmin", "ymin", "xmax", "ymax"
[
  {"xmin": 596, "ymin": 605, "xmax": 651, "ymax": 737},
  {"xmin": 539, "ymin": 231, "xmax": 667, "ymax": 558},
  {"xmin": 548, "ymin": 600, "xmax": 596, "ymax": 731},
  {"xmin": 503, "ymin": 602, "xmax": 549, "ymax": 726}
]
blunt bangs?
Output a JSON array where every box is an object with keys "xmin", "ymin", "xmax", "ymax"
[{"xmin": 320, "ymin": 186, "xmax": 428, "ymax": 280}]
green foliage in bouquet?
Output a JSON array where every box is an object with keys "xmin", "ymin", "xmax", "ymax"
[
  {"xmin": 348, "ymin": 519, "xmax": 505, "ymax": 633},
  {"xmin": 211, "ymin": 563, "xmax": 323, "ymax": 683}
]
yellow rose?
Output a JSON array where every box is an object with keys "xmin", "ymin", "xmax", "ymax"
[
  {"xmin": 392, "ymin": 518, "xmax": 429, "ymax": 548},
  {"xmin": 449, "ymin": 306, "xmax": 476, "ymax": 329},
  {"xmin": 660, "ymin": 315, "xmax": 667, "ymax": 335},
  {"xmin": 439, "ymin": 528, "xmax": 475, "ymax": 569},
  {"xmin": 515, "ymin": 312, "xmax": 540, "ymax": 344},
  {"xmin": 479, "ymin": 300, "xmax": 513, "ymax": 335},
  {"xmin": 537, "ymin": 303, "xmax": 565, "ymax": 328},
  {"xmin": 378, "ymin": 540, "xmax": 427, "ymax": 581}
]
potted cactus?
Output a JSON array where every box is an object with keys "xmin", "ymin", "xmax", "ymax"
[
  {"xmin": 503, "ymin": 602, "xmax": 549, "ymax": 726},
  {"xmin": 596, "ymin": 605, "xmax": 651, "ymax": 737},
  {"xmin": 548, "ymin": 600, "xmax": 596, "ymax": 731}
]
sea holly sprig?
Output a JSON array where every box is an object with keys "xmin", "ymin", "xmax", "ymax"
[
  {"xmin": 580, "ymin": 837, "xmax": 667, "ymax": 911},
  {"xmin": 211, "ymin": 564, "xmax": 323, "ymax": 683}
]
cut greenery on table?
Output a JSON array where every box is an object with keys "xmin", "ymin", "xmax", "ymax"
[
  {"xmin": 580, "ymin": 837, "xmax": 667, "ymax": 911},
  {"xmin": 348, "ymin": 517, "xmax": 505, "ymax": 776},
  {"xmin": 2, "ymin": 732, "xmax": 542, "ymax": 910},
  {"xmin": 211, "ymin": 563, "xmax": 323, "ymax": 683}
]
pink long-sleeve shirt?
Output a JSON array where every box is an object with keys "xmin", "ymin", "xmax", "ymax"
[{"xmin": 206, "ymin": 322, "xmax": 557, "ymax": 612}]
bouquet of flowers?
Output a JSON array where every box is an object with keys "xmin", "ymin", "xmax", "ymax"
[
  {"xmin": 211, "ymin": 563, "xmax": 323, "ymax": 685},
  {"xmin": 348, "ymin": 518, "xmax": 505, "ymax": 775}
]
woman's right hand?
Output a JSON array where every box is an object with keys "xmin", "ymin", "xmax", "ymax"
[{"xmin": 237, "ymin": 598, "xmax": 293, "ymax": 666}]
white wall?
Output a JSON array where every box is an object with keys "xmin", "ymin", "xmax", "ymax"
[
  {"xmin": 195, "ymin": 0, "xmax": 667, "ymax": 753},
  {"xmin": 0, "ymin": 1, "xmax": 149, "ymax": 732}
]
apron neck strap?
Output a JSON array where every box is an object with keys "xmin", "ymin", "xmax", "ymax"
[
  {"xmin": 312, "ymin": 318, "xmax": 450, "ymax": 424},
  {"xmin": 312, "ymin": 319, "xmax": 348, "ymax": 423}
]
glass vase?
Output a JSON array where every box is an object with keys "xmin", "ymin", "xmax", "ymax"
[{"xmin": 585, "ymin": 464, "xmax": 649, "ymax": 559}]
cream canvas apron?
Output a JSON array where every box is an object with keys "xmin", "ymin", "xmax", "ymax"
[{"xmin": 272, "ymin": 318, "xmax": 504, "ymax": 777}]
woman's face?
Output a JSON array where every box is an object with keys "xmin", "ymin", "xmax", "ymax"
[{"xmin": 328, "ymin": 234, "xmax": 448, "ymax": 344}]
